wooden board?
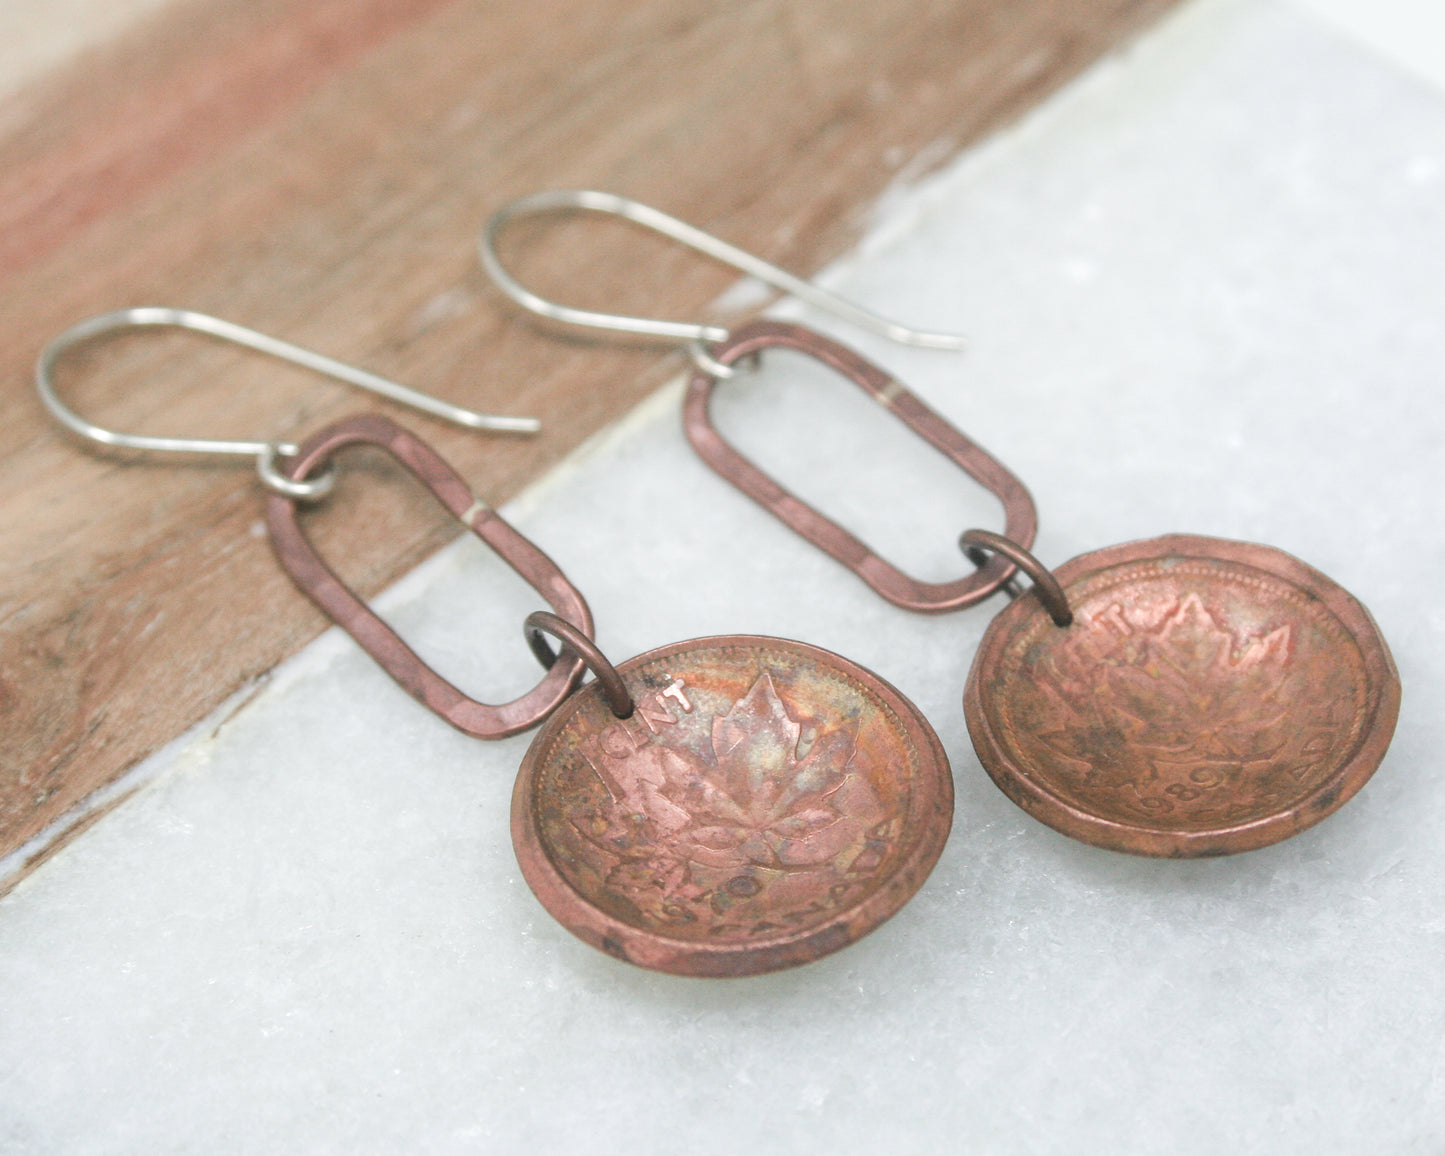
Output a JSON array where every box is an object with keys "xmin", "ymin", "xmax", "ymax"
[{"xmin": 0, "ymin": 0, "xmax": 1182, "ymax": 873}]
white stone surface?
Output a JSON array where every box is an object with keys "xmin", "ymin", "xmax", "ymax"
[
  {"xmin": 1292, "ymin": 0, "xmax": 1445, "ymax": 95},
  {"xmin": 4, "ymin": 0, "xmax": 1445, "ymax": 1151}
]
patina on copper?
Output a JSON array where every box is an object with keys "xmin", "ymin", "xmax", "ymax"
[
  {"xmin": 964, "ymin": 534, "xmax": 1400, "ymax": 857},
  {"xmin": 683, "ymin": 320, "xmax": 1037, "ymax": 614},
  {"xmin": 513, "ymin": 636, "xmax": 953, "ymax": 976},
  {"xmin": 265, "ymin": 414, "xmax": 592, "ymax": 739},
  {"xmin": 960, "ymin": 528, "xmax": 1073, "ymax": 627},
  {"xmin": 525, "ymin": 610, "xmax": 634, "ymax": 720}
]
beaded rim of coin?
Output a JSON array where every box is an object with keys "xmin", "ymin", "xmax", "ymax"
[
  {"xmin": 512, "ymin": 636, "xmax": 953, "ymax": 976},
  {"xmin": 964, "ymin": 534, "xmax": 1400, "ymax": 857}
]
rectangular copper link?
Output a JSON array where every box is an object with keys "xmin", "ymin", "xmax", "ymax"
[
  {"xmin": 264, "ymin": 414, "xmax": 592, "ymax": 739},
  {"xmin": 682, "ymin": 320, "xmax": 1038, "ymax": 614}
]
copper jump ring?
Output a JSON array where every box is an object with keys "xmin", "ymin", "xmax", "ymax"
[
  {"xmin": 960, "ymin": 529, "xmax": 1073, "ymax": 627},
  {"xmin": 525, "ymin": 611, "xmax": 635, "ymax": 719}
]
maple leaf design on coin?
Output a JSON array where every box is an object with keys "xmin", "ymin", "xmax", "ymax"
[
  {"xmin": 569, "ymin": 673, "xmax": 891, "ymax": 931},
  {"xmin": 516, "ymin": 637, "xmax": 953, "ymax": 973},
  {"xmin": 1033, "ymin": 593, "xmax": 1295, "ymax": 810}
]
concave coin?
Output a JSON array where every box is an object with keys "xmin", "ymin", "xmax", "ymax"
[
  {"xmin": 513, "ymin": 636, "xmax": 953, "ymax": 976},
  {"xmin": 964, "ymin": 535, "xmax": 1400, "ymax": 857}
]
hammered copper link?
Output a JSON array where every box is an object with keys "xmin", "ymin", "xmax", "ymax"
[
  {"xmin": 964, "ymin": 534, "xmax": 1401, "ymax": 857},
  {"xmin": 265, "ymin": 414, "xmax": 592, "ymax": 739},
  {"xmin": 683, "ymin": 320, "xmax": 1038, "ymax": 614},
  {"xmin": 513, "ymin": 636, "xmax": 953, "ymax": 976}
]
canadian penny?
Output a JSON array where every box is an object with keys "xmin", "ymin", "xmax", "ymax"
[
  {"xmin": 964, "ymin": 535, "xmax": 1400, "ymax": 857},
  {"xmin": 513, "ymin": 636, "xmax": 953, "ymax": 976}
]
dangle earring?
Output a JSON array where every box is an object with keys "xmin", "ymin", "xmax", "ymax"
[
  {"xmin": 39, "ymin": 307, "xmax": 954, "ymax": 976},
  {"xmin": 481, "ymin": 190, "xmax": 1400, "ymax": 859}
]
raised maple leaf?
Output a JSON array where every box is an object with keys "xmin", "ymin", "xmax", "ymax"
[
  {"xmin": 1034, "ymin": 593, "xmax": 1293, "ymax": 799},
  {"xmin": 570, "ymin": 672, "xmax": 890, "ymax": 927},
  {"xmin": 679, "ymin": 673, "xmax": 885, "ymax": 871}
]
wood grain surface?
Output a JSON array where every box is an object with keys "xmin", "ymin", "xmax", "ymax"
[{"xmin": 0, "ymin": 0, "xmax": 1181, "ymax": 874}]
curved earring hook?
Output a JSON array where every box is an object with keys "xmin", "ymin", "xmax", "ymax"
[
  {"xmin": 38, "ymin": 307, "xmax": 540, "ymax": 497},
  {"xmin": 479, "ymin": 189, "xmax": 967, "ymax": 352}
]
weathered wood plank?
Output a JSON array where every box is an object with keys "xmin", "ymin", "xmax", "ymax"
[{"xmin": 0, "ymin": 0, "xmax": 1182, "ymax": 866}]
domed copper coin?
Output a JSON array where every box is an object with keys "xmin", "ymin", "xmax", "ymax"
[
  {"xmin": 964, "ymin": 535, "xmax": 1399, "ymax": 857},
  {"xmin": 513, "ymin": 636, "xmax": 953, "ymax": 976}
]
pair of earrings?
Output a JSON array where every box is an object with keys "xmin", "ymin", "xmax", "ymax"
[
  {"xmin": 39, "ymin": 193, "xmax": 1399, "ymax": 977},
  {"xmin": 483, "ymin": 192, "xmax": 1399, "ymax": 861}
]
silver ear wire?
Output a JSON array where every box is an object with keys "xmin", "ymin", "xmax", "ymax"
[
  {"xmin": 479, "ymin": 189, "xmax": 967, "ymax": 351},
  {"xmin": 37, "ymin": 307, "xmax": 540, "ymax": 498}
]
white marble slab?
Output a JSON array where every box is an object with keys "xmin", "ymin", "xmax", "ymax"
[
  {"xmin": 1292, "ymin": 0, "xmax": 1445, "ymax": 94},
  {"xmin": 4, "ymin": 0, "xmax": 1444, "ymax": 1151}
]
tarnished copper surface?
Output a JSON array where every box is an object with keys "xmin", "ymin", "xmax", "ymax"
[
  {"xmin": 266, "ymin": 415, "xmax": 591, "ymax": 739},
  {"xmin": 964, "ymin": 535, "xmax": 1400, "ymax": 857},
  {"xmin": 960, "ymin": 528, "xmax": 1073, "ymax": 627},
  {"xmin": 525, "ymin": 610, "xmax": 634, "ymax": 720},
  {"xmin": 684, "ymin": 320, "xmax": 1037, "ymax": 614},
  {"xmin": 513, "ymin": 636, "xmax": 953, "ymax": 976}
]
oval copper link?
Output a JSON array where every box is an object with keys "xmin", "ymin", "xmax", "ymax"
[
  {"xmin": 264, "ymin": 413, "xmax": 593, "ymax": 740},
  {"xmin": 683, "ymin": 320, "xmax": 1038, "ymax": 614}
]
